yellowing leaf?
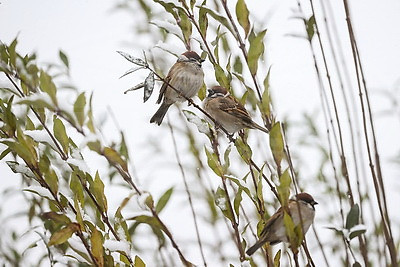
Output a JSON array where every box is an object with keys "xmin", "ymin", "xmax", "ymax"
[
  {"xmin": 134, "ymin": 255, "xmax": 146, "ymax": 267},
  {"xmin": 48, "ymin": 223, "xmax": 80, "ymax": 246},
  {"xmin": 91, "ymin": 228, "xmax": 104, "ymax": 267},
  {"xmin": 103, "ymin": 147, "xmax": 128, "ymax": 172},
  {"xmin": 44, "ymin": 168, "xmax": 59, "ymax": 195}
]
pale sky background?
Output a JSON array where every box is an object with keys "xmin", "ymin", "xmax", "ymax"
[{"xmin": 1, "ymin": 0, "xmax": 400, "ymax": 266}]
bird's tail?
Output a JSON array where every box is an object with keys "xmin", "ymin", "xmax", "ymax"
[
  {"xmin": 246, "ymin": 239, "xmax": 267, "ymax": 256},
  {"xmin": 150, "ymin": 103, "xmax": 172, "ymax": 125},
  {"xmin": 252, "ymin": 122, "xmax": 269, "ymax": 133}
]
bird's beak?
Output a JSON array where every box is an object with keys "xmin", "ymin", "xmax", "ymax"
[
  {"xmin": 200, "ymin": 58, "xmax": 205, "ymax": 63},
  {"xmin": 313, "ymin": 201, "xmax": 318, "ymax": 205}
]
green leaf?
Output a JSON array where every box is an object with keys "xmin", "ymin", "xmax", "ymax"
[
  {"xmin": 0, "ymin": 148, "xmax": 11, "ymax": 160},
  {"xmin": 233, "ymin": 188, "xmax": 243, "ymax": 217},
  {"xmin": 233, "ymin": 56, "xmax": 243, "ymax": 73},
  {"xmin": 248, "ymin": 29, "xmax": 267, "ymax": 75},
  {"xmin": 306, "ymin": 15, "xmax": 315, "ymax": 40},
  {"xmin": 48, "ymin": 223, "xmax": 80, "ymax": 246},
  {"xmin": 44, "ymin": 169, "xmax": 59, "ymax": 195},
  {"xmin": 134, "ymin": 255, "xmax": 146, "ymax": 267},
  {"xmin": 53, "ymin": 116, "xmax": 69, "ymax": 155},
  {"xmin": 70, "ymin": 172, "xmax": 85, "ymax": 205},
  {"xmin": 59, "ymin": 50, "xmax": 69, "ymax": 68},
  {"xmin": 215, "ymin": 186, "xmax": 234, "ymax": 222},
  {"xmin": 204, "ymin": 147, "xmax": 224, "ymax": 177},
  {"xmin": 17, "ymin": 98, "xmax": 54, "ymax": 110},
  {"xmin": 236, "ymin": 0, "xmax": 250, "ymax": 38},
  {"xmin": 41, "ymin": 211, "xmax": 71, "ymax": 225},
  {"xmin": 74, "ymin": 92, "xmax": 86, "ymax": 127},
  {"xmin": 91, "ymin": 228, "xmax": 104, "ymax": 267},
  {"xmin": 74, "ymin": 197, "xmax": 85, "ymax": 230},
  {"xmin": 91, "ymin": 171, "xmax": 108, "ymax": 212},
  {"xmin": 260, "ymin": 68, "xmax": 271, "ymax": 116},
  {"xmin": 197, "ymin": 83, "xmax": 207, "ymax": 101},
  {"xmin": 234, "ymin": 138, "xmax": 252, "ymax": 164},
  {"xmin": 197, "ymin": 6, "xmax": 235, "ymax": 36},
  {"xmin": 223, "ymin": 144, "xmax": 232, "ymax": 172},
  {"xmin": 277, "ymin": 169, "xmax": 291, "ymax": 206},
  {"xmin": 87, "ymin": 93, "xmax": 95, "ymax": 133},
  {"xmin": 269, "ymin": 122, "xmax": 284, "ymax": 166},
  {"xmin": 273, "ymin": 249, "xmax": 281, "ymax": 267},
  {"xmin": 198, "ymin": 3, "xmax": 209, "ymax": 37},
  {"xmin": 178, "ymin": 9, "xmax": 192, "ymax": 46},
  {"xmin": 155, "ymin": 187, "xmax": 174, "ymax": 213},
  {"xmin": 283, "ymin": 212, "xmax": 302, "ymax": 251},
  {"xmin": 345, "ymin": 204, "xmax": 359, "ymax": 230},
  {"xmin": 349, "ymin": 229, "xmax": 366, "ymax": 240},
  {"xmin": 39, "ymin": 70, "xmax": 57, "ymax": 105},
  {"xmin": 214, "ymin": 64, "xmax": 230, "ymax": 89},
  {"xmin": 8, "ymin": 38, "xmax": 17, "ymax": 67}
]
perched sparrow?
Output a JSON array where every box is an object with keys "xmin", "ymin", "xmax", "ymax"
[
  {"xmin": 203, "ymin": 86, "xmax": 269, "ymax": 133},
  {"xmin": 246, "ymin": 192, "xmax": 318, "ymax": 256},
  {"xmin": 150, "ymin": 51, "xmax": 205, "ymax": 125}
]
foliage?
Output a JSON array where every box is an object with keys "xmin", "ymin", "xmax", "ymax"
[{"xmin": 0, "ymin": 0, "xmax": 398, "ymax": 266}]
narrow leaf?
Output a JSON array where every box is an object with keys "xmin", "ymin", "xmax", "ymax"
[
  {"xmin": 59, "ymin": 50, "xmax": 69, "ymax": 68},
  {"xmin": 124, "ymin": 82, "xmax": 145, "ymax": 94},
  {"xmin": 91, "ymin": 228, "xmax": 104, "ymax": 267},
  {"xmin": 117, "ymin": 51, "xmax": 146, "ymax": 66},
  {"xmin": 48, "ymin": 223, "xmax": 80, "ymax": 246},
  {"xmin": 274, "ymin": 249, "xmax": 281, "ymax": 267},
  {"xmin": 53, "ymin": 116, "xmax": 69, "ymax": 155},
  {"xmin": 92, "ymin": 171, "xmax": 108, "ymax": 212},
  {"xmin": 247, "ymin": 29, "xmax": 267, "ymax": 75},
  {"xmin": 205, "ymin": 147, "xmax": 224, "ymax": 177},
  {"xmin": 234, "ymin": 138, "xmax": 252, "ymax": 164},
  {"xmin": 236, "ymin": 0, "xmax": 250, "ymax": 38},
  {"xmin": 119, "ymin": 66, "xmax": 144, "ymax": 79},
  {"xmin": 74, "ymin": 92, "xmax": 86, "ymax": 127},
  {"xmin": 155, "ymin": 187, "xmax": 174, "ymax": 213},
  {"xmin": 269, "ymin": 122, "xmax": 284, "ymax": 166},
  {"xmin": 103, "ymin": 147, "xmax": 128, "ymax": 172},
  {"xmin": 345, "ymin": 204, "xmax": 359, "ymax": 230}
]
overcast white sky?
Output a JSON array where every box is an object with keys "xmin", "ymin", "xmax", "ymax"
[{"xmin": 1, "ymin": 0, "xmax": 400, "ymax": 265}]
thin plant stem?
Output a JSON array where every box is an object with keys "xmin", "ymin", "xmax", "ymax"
[
  {"xmin": 342, "ymin": 0, "xmax": 398, "ymax": 265},
  {"xmin": 167, "ymin": 118, "xmax": 208, "ymax": 267}
]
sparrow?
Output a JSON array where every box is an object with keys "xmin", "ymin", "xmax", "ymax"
[
  {"xmin": 246, "ymin": 192, "xmax": 318, "ymax": 256},
  {"xmin": 150, "ymin": 51, "xmax": 205, "ymax": 125},
  {"xmin": 203, "ymin": 86, "xmax": 269, "ymax": 133}
]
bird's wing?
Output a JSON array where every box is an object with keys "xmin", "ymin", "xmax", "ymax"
[
  {"xmin": 259, "ymin": 207, "xmax": 284, "ymax": 238},
  {"xmin": 218, "ymin": 97, "xmax": 253, "ymax": 124},
  {"xmin": 156, "ymin": 75, "xmax": 171, "ymax": 104}
]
